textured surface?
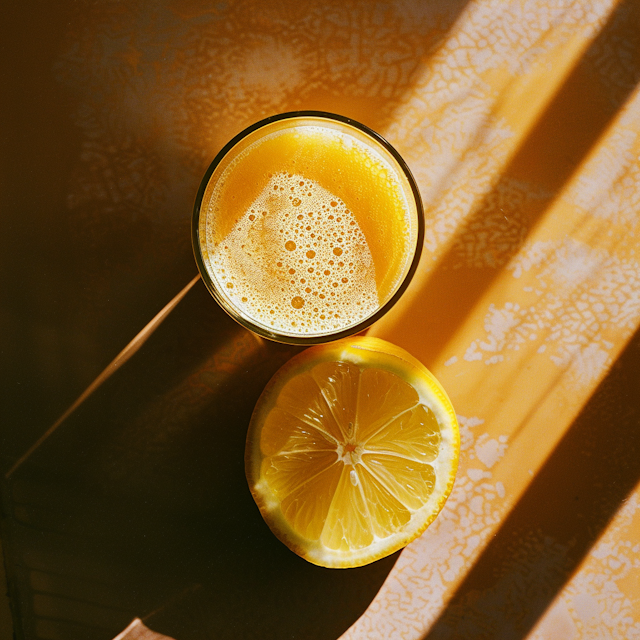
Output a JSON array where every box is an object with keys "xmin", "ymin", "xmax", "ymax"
[{"xmin": 2, "ymin": 0, "xmax": 640, "ymax": 639}]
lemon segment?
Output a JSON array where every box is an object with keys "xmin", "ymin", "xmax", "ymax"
[{"xmin": 246, "ymin": 337, "xmax": 460, "ymax": 568}]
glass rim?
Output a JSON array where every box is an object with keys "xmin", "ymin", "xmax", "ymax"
[{"xmin": 192, "ymin": 110, "xmax": 424, "ymax": 345}]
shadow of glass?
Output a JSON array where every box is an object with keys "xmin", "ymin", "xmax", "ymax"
[
  {"xmin": 419, "ymin": 326, "xmax": 640, "ymax": 639},
  {"xmin": 2, "ymin": 282, "xmax": 399, "ymax": 640},
  {"xmin": 381, "ymin": 0, "xmax": 640, "ymax": 367}
]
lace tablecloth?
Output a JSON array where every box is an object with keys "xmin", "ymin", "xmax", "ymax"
[{"xmin": 2, "ymin": 1, "xmax": 639, "ymax": 639}]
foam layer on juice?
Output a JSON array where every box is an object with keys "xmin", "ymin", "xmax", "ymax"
[{"xmin": 210, "ymin": 172, "xmax": 378, "ymax": 334}]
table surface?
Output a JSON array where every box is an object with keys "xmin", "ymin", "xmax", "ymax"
[{"xmin": 2, "ymin": 1, "xmax": 640, "ymax": 639}]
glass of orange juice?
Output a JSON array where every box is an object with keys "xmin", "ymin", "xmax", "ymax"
[{"xmin": 192, "ymin": 111, "xmax": 423, "ymax": 344}]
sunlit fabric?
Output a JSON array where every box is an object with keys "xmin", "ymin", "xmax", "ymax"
[
  {"xmin": 2, "ymin": 0, "xmax": 639, "ymax": 639},
  {"xmin": 360, "ymin": 0, "xmax": 640, "ymax": 637}
]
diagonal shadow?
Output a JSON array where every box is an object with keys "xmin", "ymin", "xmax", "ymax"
[
  {"xmin": 393, "ymin": 0, "xmax": 640, "ymax": 367},
  {"xmin": 0, "ymin": 281, "xmax": 402, "ymax": 640},
  {"xmin": 421, "ymin": 326, "xmax": 640, "ymax": 639},
  {"xmin": 2, "ymin": 2, "xmax": 478, "ymax": 638}
]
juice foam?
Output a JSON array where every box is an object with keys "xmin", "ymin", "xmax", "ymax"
[{"xmin": 211, "ymin": 172, "xmax": 378, "ymax": 333}]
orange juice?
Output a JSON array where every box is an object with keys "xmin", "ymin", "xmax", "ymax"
[{"xmin": 193, "ymin": 113, "xmax": 423, "ymax": 343}]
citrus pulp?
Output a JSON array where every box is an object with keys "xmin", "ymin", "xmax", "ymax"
[{"xmin": 245, "ymin": 337, "xmax": 459, "ymax": 568}]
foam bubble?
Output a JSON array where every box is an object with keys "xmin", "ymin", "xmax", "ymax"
[{"xmin": 210, "ymin": 173, "xmax": 379, "ymax": 334}]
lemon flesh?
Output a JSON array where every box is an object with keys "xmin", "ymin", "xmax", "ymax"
[{"xmin": 246, "ymin": 337, "xmax": 459, "ymax": 568}]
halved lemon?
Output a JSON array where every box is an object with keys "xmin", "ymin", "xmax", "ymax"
[{"xmin": 245, "ymin": 337, "xmax": 460, "ymax": 568}]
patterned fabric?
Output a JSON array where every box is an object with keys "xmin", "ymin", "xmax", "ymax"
[
  {"xmin": 48, "ymin": 0, "xmax": 640, "ymax": 638},
  {"xmin": 358, "ymin": 1, "xmax": 640, "ymax": 637}
]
